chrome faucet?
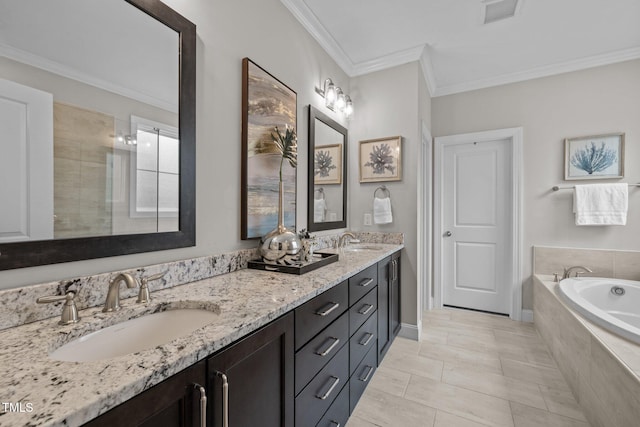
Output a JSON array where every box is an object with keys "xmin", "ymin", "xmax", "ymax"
[
  {"xmin": 338, "ymin": 232, "xmax": 358, "ymax": 248},
  {"xmin": 103, "ymin": 273, "xmax": 138, "ymax": 312},
  {"xmin": 562, "ymin": 266, "xmax": 593, "ymax": 280}
]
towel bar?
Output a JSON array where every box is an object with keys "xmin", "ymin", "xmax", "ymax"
[{"xmin": 552, "ymin": 183, "xmax": 640, "ymax": 191}]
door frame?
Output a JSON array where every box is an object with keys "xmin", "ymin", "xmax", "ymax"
[{"xmin": 433, "ymin": 127, "xmax": 523, "ymax": 320}]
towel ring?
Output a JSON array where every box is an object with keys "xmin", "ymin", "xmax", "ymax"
[
  {"xmin": 374, "ymin": 185, "xmax": 391, "ymax": 199},
  {"xmin": 315, "ymin": 187, "xmax": 325, "ymax": 200}
]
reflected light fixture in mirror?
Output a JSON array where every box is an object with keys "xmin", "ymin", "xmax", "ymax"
[{"xmin": 316, "ymin": 78, "xmax": 353, "ymax": 119}]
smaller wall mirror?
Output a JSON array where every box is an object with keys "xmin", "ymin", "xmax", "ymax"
[{"xmin": 307, "ymin": 105, "xmax": 347, "ymax": 231}]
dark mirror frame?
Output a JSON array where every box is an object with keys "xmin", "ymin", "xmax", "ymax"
[
  {"xmin": 307, "ymin": 105, "xmax": 347, "ymax": 232},
  {"xmin": 0, "ymin": 0, "xmax": 196, "ymax": 271}
]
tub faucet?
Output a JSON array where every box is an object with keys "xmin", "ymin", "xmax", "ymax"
[
  {"xmin": 562, "ymin": 266, "xmax": 593, "ymax": 280},
  {"xmin": 103, "ymin": 273, "xmax": 138, "ymax": 312}
]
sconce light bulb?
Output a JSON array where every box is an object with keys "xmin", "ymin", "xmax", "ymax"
[
  {"xmin": 335, "ymin": 88, "xmax": 346, "ymax": 112},
  {"xmin": 344, "ymin": 97, "xmax": 353, "ymax": 118},
  {"xmin": 324, "ymin": 79, "xmax": 336, "ymax": 108}
]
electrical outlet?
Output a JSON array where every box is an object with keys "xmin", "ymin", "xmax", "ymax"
[{"xmin": 364, "ymin": 213, "xmax": 372, "ymax": 226}]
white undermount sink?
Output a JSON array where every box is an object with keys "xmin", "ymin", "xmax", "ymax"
[{"xmin": 50, "ymin": 308, "xmax": 219, "ymax": 362}]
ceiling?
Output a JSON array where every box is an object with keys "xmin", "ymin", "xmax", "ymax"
[{"xmin": 281, "ymin": 0, "xmax": 640, "ymax": 96}]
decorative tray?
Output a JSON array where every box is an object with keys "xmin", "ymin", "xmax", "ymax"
[{"xmin": 248, "ymin": 252, "xmax": 339, "ymax": 275}]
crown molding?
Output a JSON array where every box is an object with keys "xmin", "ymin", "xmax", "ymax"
[
  {"xmin": 0, "ymin": 43, "xmax": 177, "ymax": 112},
  {"xmin": 350, "ymin": 44, "xmax": 424, "ymax": 77},
  {"xmin": 432, "ymin": 46, "xmax": 640, "ymax": 97},
  {"xmin": 419, "ymin": 46, "xmax": 437, "ymax": 97},
  {"xmin": 280, "ymin": 0, "xmax": 355, "ymax": 75}
]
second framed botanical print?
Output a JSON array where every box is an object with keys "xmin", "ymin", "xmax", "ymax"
[
  {"xmin": 359, "ymin": 136, "xmax": 402, "ymax": 183},
  {"xmin": 564, "ymin": 133, "xmax": 624, "ymax": 180}
]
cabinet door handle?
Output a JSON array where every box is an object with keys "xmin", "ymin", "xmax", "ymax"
[
  {"xmin": 316, "ymin": 375, "xmax": 340, "ymax": 400},
  {"xmin": 359, "ymin": 332, "xmax": 374, "ymax": 346},
  {"xmin": 330, "ymin": 421, "xmax": 341, "ymax": 427},
  {"xmin": 315, "ymin": 337, "xmax": 340, "ymax": 356},
  {"xmin": 358, "ymin": 278, "xmax": 374, "ymax": 287},
  {"xmin": 358, "ymin": 365, "xmax": 374, "ymax": 382},
  {"xmin": 358, "ymin": 304, "xmax": 374, "ymax": 315},
  {"xmin": 192, "ymin": 383, "xmax": 207, "ymax": 427},
  {"xmin": 215, "ymin": 372, "xmax": 229, "ymax": 427},
  {"xmin": 316, "ymin": 301, "xmax": 340, "ymax": 317}
]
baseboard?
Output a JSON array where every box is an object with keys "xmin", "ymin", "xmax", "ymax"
[
  {"xmin": 521, "ymin": 309, "xmax": 534, "ymax": 323},
  {"xmin": 398, "ymin": 322, "xmax": 420, "ymax": 341}
]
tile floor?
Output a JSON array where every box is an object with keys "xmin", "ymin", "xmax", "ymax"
[{"xmin": 346, "ymin": 308, "xmax": 592, "ymax": 427}]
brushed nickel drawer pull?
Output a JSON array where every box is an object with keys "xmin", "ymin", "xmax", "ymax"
[
  {"xmin": 330, "ymin": 421, "xmax": 341, "ymax": 427},
  {"xmin": 215, "ymin": 372, "xmax": 229, "ymax": 427},
  {"xmin": 358, "ymin": 278, "xmax": 374, "ymax": 287},
  {"xmin": 316, "ymin": 376, "xmax": 340, "ymax": 400},
  {"xmin": 316, "ymin": 302, "xmax": 340, "ymax": 317},
  {"xmin": 192, "ymin": 383, "xmax": 207, "ymax": 427},
  {"xmin": 358, "ymin": 304, "xmax": 374, "ymax": 315},
  {"xmin": 359, "ymin": 332, "xmax": 374, "ymax": 346},
  {"xmin": 316, "ymin": 337, "xmax": 340, "ymax": 356},
  {"xmin": 359, "ymin": 365, "xmax": 374, "ymax": 382}
]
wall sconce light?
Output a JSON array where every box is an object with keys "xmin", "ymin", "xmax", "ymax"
[
  {"xmin": 316, "ymin": 77, "xmax": 353, "ymax": 119},
  {"xmin": 115, "ymin": 131, "xmax": 137, "ymax": 146}
]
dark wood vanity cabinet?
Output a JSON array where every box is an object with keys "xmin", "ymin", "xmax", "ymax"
[
  {"xmin": 83, "ymin": 251, "xmax": 401, "ymax": 427},
  {"xmin": 83, "ymin": 360, "xmax": 207, "ymax": 427},
  {"xmin": 378, "ymin": 251, "xmax": 402, "ymax": 362},
  {"xmin": 207, "ymin": 312, "xmax": 294, "ymax": 427}
]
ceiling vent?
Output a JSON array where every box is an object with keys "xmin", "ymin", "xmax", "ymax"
[{"xmin": 482, "ymin": 0, "xmax": 521, "ymax": 24}]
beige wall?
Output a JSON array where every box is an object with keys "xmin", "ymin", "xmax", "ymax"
[
  {"xmin": 432, "ymin": 59, "xmax": 640, "ymax": 309},
  {"xmin": 0, "ymin": 0, "xmax": 349, "ymax": 288},
  {"xmin": 349, "ymin": 62, "xmax": 431, "ymax": 329}
]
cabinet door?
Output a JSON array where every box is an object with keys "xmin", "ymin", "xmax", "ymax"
[
  {"xmin": 207, "ymin": 312, "xmax": 294, "ymax": 427},
  {"xmin": 391, "ymin": 252, "xmax": 401, "ymax": 338},
  {"xmin": 83, "ymin": 360, "xmax": 207, "ymax": 427},
  {"xmin": 377, "ymin": 256, "xmax": 391, "ymax": 362}
]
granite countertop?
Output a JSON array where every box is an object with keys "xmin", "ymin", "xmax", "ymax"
[{"xmin": 0, "ymin": 244, "xmax": 402, "ymax": 427}]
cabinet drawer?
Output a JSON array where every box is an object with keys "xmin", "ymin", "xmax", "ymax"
[
  {"xmin": 296, "ymin": 280, "xmax": 348, "ymax": 350},
  {"xmin": 315, "ymin": 380, "xmax": 349, "ymax": 427},
  {"xmin": 295, "ymin": 311, "xmax": 349, "ymax": 395},
  {"xmin": 295, "ymin": 343, "xmax": 349, "ymax": 427},
  {"xmin": 349, "ymin": 345, "xmax": 377, "ymax": 414},
  {"xmin": 349, "ymin": 311, "xmax": 377, "ymax": 376},
  {"xmin": 349, "ymin": 287, "xmax": 377, "ymax": 337},
  {"xmin": 348, "ymin": 264, "xmax": 377, "ymax": 305}
]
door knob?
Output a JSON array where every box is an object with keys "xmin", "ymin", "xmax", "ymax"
[{"xmin": 444, "ymin": 231, "xmax": 452, "ymax": 237}]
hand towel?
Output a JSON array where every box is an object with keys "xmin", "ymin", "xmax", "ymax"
[
  {"xmin": 314, "ymin": 198, "xmax": 326, "ymax": 222},
  {"xmin": 373, "ymin": 197, "xmax": 393, "ymax": 224},
  {"xmin": 573, "ymin": 183, "xmax": 628, "ymax": 226}
]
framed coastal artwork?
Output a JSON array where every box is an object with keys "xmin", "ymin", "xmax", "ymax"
[
  {"xmin": 314, "ymin": 144, "xmax": 342, "ymax": 185},
  {"xmin": 359, "ymin": 136, "xmax": 402, "ymax": 183},
  {"xmin": 564, "ymin": 133, "xmax": 624, "ymax": 180},
  {"xmin": 241, "ymin": 58, "xmax": 297, "ymax": 239}
]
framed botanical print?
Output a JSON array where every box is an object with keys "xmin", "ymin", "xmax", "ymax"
[
  {"xmin": 359, "ymin": 136, "xmax": 402, "ymax": 183},
  {"xmin": 314, "ymin": 144, "xmax": 342, "ymax": 185},
  {"xmin": 564, "ymin": 133, "xmax": 624, "ymax": 180}
]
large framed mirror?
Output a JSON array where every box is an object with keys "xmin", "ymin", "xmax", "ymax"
[
  {"xmin": 307, "ymin": 106, "xmax": 347, "ymax": 231},
  {"xmin": 0, "ymin": 0, "xmax": 196, "ymax": 270}
]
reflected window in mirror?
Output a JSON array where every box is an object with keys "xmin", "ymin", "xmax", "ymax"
[
  {"xmin": 307, "ymin": 106, "xmax": 347, "ymax": 231},
  {"xmin": 0, "ymin": 0, "xmax": 196, "ymax": 270}
]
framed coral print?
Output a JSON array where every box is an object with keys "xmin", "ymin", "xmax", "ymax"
[
  {"xmin": 241, "ymin": 58, "xmax": 297, "ymax": 239},
  {"xmin": 564, "ymin": 133, "xmax": 624, "ymax": 180},
  {"xmin": 314, "ymin": 144, "xmax": 342, "ymax": 185},
  {"xmin": 359, "ymin": 136, "xmax": 402, "ymax": 183}
]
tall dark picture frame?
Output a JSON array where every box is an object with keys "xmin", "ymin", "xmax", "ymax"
[{"xmin": 241, "ymin": 58, "xmax": 297, "ymax": 240}]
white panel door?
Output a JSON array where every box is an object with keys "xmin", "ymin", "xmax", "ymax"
[
  {"xmin": 442, "ymin": 138, "xmax": 512, "ymax": 314},
  {"xmin": 0, "ymin": 78, "xmax": 54, "ymax": 242}
]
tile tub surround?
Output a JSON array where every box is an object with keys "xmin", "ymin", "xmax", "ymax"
[
  {"xmin": 533, "ymin": 275, "xmax": 640, "ymax": 427},
  {"xmin": 0, "ymin": 243, "xmax": 402, "ymax": 427},
  {"xmin": 0, "ymin": 231, "xmax": 402, "ymax": 331},
  {"xmin": 533, "ymin": 246, "xmax": 640, "ymax": 281}
]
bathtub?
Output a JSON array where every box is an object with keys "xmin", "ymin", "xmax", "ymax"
[{"xmin": 559, "ymin": 277, "xmax": 640, "ymax": 344}]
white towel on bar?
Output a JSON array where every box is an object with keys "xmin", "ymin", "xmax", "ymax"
[
  {"xmin": 573, "ymin": 183, "xmax": 628, "ymax": 226},
  {"xmin": 314, "ymin": 198, "xmax": 326, "ymax": 222},
  {"xmin": 373, "ymin": 197, "xmax": 393, "ymax": 224}
]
